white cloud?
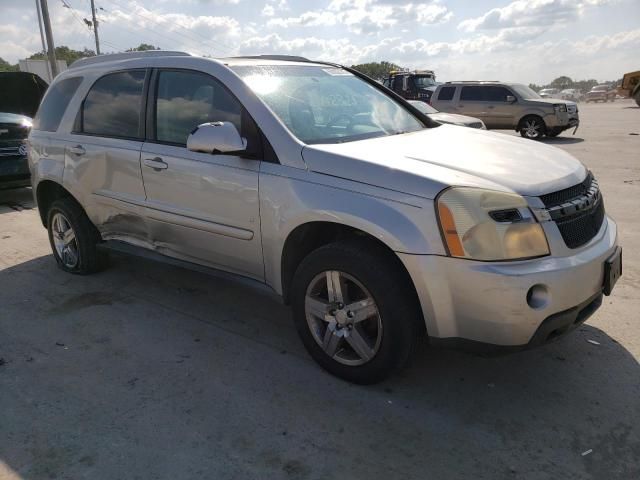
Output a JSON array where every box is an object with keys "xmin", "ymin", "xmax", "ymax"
[
  {"xmin": 262, "ymin": 4, "xmax": 275, "ymax": 16},
  {"xmin": 458, "ymin": 0, "xmax": 615, "ymax": 32},
  {"xmin": 267, "ymin": 0, "xmax": 452, "ymax": 34}
]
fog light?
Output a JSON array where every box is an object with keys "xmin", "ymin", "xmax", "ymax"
[{"xmin": 527, "ymin": 284, "xmax": 550, "ymax": 309}]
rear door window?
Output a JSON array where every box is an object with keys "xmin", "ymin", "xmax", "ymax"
[
  {"xmin": 460, "ymin": 86, "xmax": 486, "ymax": 101},
  {"xmin": 33, "ymin": 77, "xmax": 83, "ymax": 132},
  {"xmin": 81, "ymin": 70, "xmax": 146, "ymax": 139},
  {"xmin": 437, "ymin": 86, "xmax": 455, "ymax": 101}
]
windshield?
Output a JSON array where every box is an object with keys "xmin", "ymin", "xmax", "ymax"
[
  {"xmin": 413, "ymin": 76, "xmax": 436, "ymax": 88},
  {"xmin": 232, "ymin": 65, "xmax": 425, "ymax": 144},
  {"xmin": 510, "ymin": 84, "xmax": 542, "ymax": 100}
]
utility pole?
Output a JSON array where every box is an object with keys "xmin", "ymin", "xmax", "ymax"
[
  {"xmin": 90, "ymin": 0, "xmax": 100, "ymax": 55},
  {"xmin": 34, "ymin": 0, "xmax": 52, "ymax": 81},
  {"xmin": 39, "ymin": 0, "xmax": 58, "ymax": 77}
]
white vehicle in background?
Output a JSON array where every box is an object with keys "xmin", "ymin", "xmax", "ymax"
[
  {"xmin": 539, "ymin": 88, "xmax": 560, "ymax": 99},
  {"xmin": 560, "ymin": 89, "xmax": 583, "ymax": 102},
  {"xmin": 408, "ymin": 100, "xmax": 486, "ymax": 129}
]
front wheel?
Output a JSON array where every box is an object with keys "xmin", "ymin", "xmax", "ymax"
[
  {"xmin": 291, "ymin": 241, "xmax": 419, "ymax": 384},
  {"xmin": 519, "ymin": 116, "xmax": 546, "ymax": 140}
]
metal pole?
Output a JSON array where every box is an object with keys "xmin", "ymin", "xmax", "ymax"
[
  {"xmin": 90, "ymin": 0, "xmax": 100, "ymax": 55},
  {"xmin": 39, "ymin": 0, "xmax": 58, "ymax": 77},
  {"xmin": 34, "ymin": 0, "xmax": 52, "ymax": 81}
]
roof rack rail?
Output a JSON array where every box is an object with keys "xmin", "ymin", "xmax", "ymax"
[
  {"xmin": 69, "ymin": 51, "xmax": 191, "ymax": 69},
  {"xmin": 227, "ymin": 55, "xmax": 311, "ymax": 62}
]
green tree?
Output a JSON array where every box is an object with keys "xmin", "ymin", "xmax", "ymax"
[
  {"xmin": 127, "ymin": 43, "xmax": 160, "ymax": 52},
  {"xmin": 549, "ymin": 76, "xmax": 574, "ymax": 89},
  {"xmin": 350, "ymin": 61, "xmax": 404, "ymax": 80},
  {"xmin": 29, "ymin": 46, "xmax": 95, "ymax": 66},
  {"xmin": 0, "ymin": 57, "xmax": 19, "ymax": 72}
]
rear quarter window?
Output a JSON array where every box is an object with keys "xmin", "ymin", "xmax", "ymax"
[
  {"xmin": 81, "ymin": 70, "xmax": 146, "ymax": 139},
  {"xmin": 437, "ymin": 86, "xmax": 455, "ymax": 101},
  {"xmin": 32, "ymin": 77, "xmax": 83, "ymax": 132}
]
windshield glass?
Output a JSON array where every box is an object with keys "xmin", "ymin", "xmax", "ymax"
[
  {"xmin": 510, "ymin": 84, "xmax": 542, "ymax": 100},
  {"xmin": 232, "ymin": 65, "xmax": 425, "ymax": 144},
  {"xmin": 413, "ymin": 76, "xmax": 436, "ymax": 88}
]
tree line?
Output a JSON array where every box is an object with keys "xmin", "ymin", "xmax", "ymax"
[{"xmin": 0, "ymin": 44, "xmax": 160, "ymax": 72}]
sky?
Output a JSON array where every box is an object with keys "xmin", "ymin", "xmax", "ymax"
[{"xmin": 0, "ymin": 0, "xmax": 638, "ymax": 84}]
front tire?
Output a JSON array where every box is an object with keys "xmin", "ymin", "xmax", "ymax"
[
  {"xmin": 47, "ymin": 198, "xmax": 106, "ymax": 274},
  {"xmin": 519, "ymin": 116, "xmax": 546, "ymax": 140},
  {"xmin": 291, "ymin": 240, "xmax": 420, "ymax": 384}
]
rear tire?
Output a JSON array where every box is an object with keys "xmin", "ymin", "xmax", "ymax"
[
  {"xmin": 291, "ymin": 240, "xmax": 420, "ymax": 384},
  {"xmin": 47, "ymin": 197, "xmax": 107, "ymax": 274},
  {"xmin": 519, "ymin": 116, "xmax": 546, "ymax": 140}
]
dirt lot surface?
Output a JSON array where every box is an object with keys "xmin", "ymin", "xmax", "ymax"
[{"xmin": 1, "ymin": 100, "xmax": 639, "ymax": 480}]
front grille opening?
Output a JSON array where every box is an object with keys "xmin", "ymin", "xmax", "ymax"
[{"xmin": 556, "ymin": 199, "xmax": 605, "ymax": 248}]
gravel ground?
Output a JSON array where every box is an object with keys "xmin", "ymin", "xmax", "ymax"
[{"xmin": 0, "ymin": 100, "xmax": 638, "ymax": 480}]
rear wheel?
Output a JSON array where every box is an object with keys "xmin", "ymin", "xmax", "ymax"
[
  {"xmin": 519, "ymin": 116, "xmax": 546, "ymax": 140},
  {"xmin": 47, "ymin": 198, "xmax": 106, "ymax": 274},
  {"xmin": 291, "ymin": 240, "xmax": 419, "ymax": 384}
]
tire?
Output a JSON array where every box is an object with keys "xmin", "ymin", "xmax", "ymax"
[
  {"xmin": 519, "ymin": 115, "xmax": 546, "ymax": 140},
  {"xmin": 291, "ymin": 240, "xmax": 420, "ymax": 384},
  {"xmin": 47, "ymin": 197, "xmax": 107, "ymax": 274},
  {"xmin": 547, "ymin": 127, "xmax": 562, "ymax": 138}
]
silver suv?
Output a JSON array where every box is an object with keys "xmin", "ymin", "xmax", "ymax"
[
  {"xmin": 28, "ymin": 52, "xmax": 620, "ymax": 383},
  {"xmin": 431, "ymin": 81, "xmax": 580, "ymax": 139}
]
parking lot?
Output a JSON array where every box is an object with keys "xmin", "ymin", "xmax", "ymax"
[{"xmin": 1, "ymin": 100, "xmax": 638, "ymax": 479}]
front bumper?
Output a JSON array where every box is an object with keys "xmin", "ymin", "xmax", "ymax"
[
  {"xmin": 398, "ymin": 216, "xmax": 618, "ymax": 347},
  {"xmin": 0, "ymin": 154, "xmax": 30, "ymax": 189}
]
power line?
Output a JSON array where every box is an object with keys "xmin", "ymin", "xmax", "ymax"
[{"xmin": 100, "ymin": 0, "xmax": 236, "ymax": 56}]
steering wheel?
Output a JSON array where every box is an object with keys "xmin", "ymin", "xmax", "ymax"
[{"xmin": 325, "ymin": 114, "xmax": 353, "ymax": 129}]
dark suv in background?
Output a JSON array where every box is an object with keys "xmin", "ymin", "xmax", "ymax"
[{"xmin": 0, "ymin": 72, "xmax": 48, "ymax": 189}]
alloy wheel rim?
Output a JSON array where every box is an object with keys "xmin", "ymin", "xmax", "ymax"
[
  {"xmin": 305, "ymin": 271, "xmax": 382, "ymax": 366},
  {"xmin": 51, "ymin": 213, "xmax": 79, "ymax": 268},
  {"xmin": 524, "ymin": 120, "xmax": 541, "ymax": 138}
]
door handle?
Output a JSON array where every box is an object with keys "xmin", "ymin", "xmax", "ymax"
[
  {"xmin": 69, "ymin": 145, "xmax": 85, "ymax": 156},
  {"xmin": 144, "ymin": 157, "xmax": 168, "ymax": 171}
]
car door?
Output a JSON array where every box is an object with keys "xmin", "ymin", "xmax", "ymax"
[
  {"xmin": 65, "ymin": 70, "xmax": 149, "ymax": 241},
  {"xmin": 457, "ymin": 86, "xmax": 491, "ymax": 124},
  {"xmin": 483, "ymin": 86, "xmax": 516, "ymax": 128},
  {"xmin": 139, "ymin": 68, "xmax": 264, "ymax": 280}
]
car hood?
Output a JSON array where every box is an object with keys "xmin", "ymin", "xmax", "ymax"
[
  {"xmin": 428, "ymin": 112, "xmax": 481, "ymax": 126},
  {"xmin": 527, "ymin": 98, "xmax": 576, "ymax": 107},
  {"xmin": 302, "ymin": 125, "xmax": 586, "ymax": 199}
]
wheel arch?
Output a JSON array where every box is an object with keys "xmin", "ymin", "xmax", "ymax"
[
  {"xmin": 278, "ymin": 221, "xmax": 426, "ymax": 335},
  {"xmin": 35, "ymin": 180, "xmax": 81, "ymax": 228}
]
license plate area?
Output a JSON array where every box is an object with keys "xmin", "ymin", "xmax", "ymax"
[{"xmin": 603, "ymin": 247, "xmax": 622, "ymax": 296}]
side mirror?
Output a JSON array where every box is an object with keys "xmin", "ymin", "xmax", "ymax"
[
  {"xmin": 506, "ymin": 95, "xmax": 516, "ymax": 103},
  {"xmin": 187, "ymin": 122, "xmax": 247, "ymax": 154}
]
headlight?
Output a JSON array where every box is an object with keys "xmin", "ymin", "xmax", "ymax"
[
  {"xmin": 436, "ymin": 187, "xmax": 550, "ymax": 261},
  {"xmin": 554, "ymin": 104, "xmax": 567, "ymax": 113}
]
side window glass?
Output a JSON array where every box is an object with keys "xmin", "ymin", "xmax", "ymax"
[
  {"xmin": 155, "ymin": 70, "xmax": 242, "ymax": 145},
  {"xmin": 437, "ymin": 86, "xmax": 455, "ymax": 101},
  {"xmin": 82, "ymin": 70, "xmax": 145, "ymax": 138},
  {"xmin": 486, "ymin": 87, "xmax": 511, "ymax": 102},
  {"xmin": 33, "ymin": 77, "xmax": 83, "ymax": 132},
  {"xmin": 460, "ymin": 86, "xmax": 485, "ymax": 101}
]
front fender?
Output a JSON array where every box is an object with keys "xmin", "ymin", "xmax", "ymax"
[{"xmin": 259, "ymin": 165, "xmax": 445, "ymax": 295}]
